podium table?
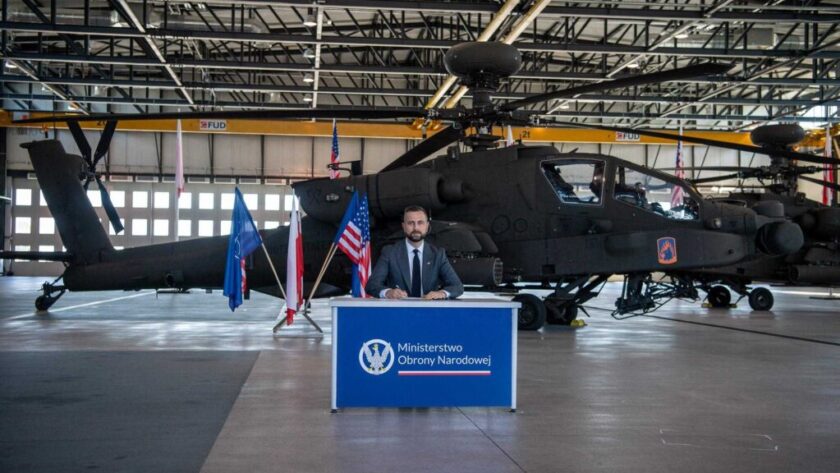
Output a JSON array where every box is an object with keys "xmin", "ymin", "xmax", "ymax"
[{"xmin": 330, "ymin": 298, "xmax": 520, "ymax": 410}]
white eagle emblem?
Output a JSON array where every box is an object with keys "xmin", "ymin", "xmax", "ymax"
[{"xmin": 358, "ymin": 339, "xmax": 394, "ymax": 375}]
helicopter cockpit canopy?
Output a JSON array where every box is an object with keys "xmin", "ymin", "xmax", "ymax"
[
  {"xmin": 541, "ymin": 158, "xmax": 700, "ymax": 221},
  {"xmin": 615, "ymin": 165, "xmax": 699, "ymax": 221},
  {"xmin": 540, "ymin": 159, "xmax": 605, "ymax": 205}
]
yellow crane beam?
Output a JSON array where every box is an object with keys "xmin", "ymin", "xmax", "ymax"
[{"xmin": 1, "ymin": 111, "xmax": 757, "ymax": 145}]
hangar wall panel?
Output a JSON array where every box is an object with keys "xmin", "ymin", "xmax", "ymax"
[
  {"xmin": 212, "ymin": 135, "xmax": 262, "ymax": 176},
  {"xmin": 264, "ymin": 135, "xmax": 316, "ymax": 177}
]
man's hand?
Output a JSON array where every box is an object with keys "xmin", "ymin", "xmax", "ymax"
[
  {"xmin": 385, "ymin": 288, "xmax": 408, "ymax": 299},
  {"xmin": 423, "ymin": 290, "xmax": 448, "ymax": 300}
]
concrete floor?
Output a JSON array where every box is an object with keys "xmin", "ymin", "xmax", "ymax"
[{"xmin": 1, "ymin": 276, "xmax": 839, "ymax": 473}]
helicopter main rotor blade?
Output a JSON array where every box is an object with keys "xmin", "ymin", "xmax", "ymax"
[
  {"xmin": 658, "ymin": 166, "xmax": 748, "ymax": 172},
  {"xmin": 14, "ymin": 107, "xmax": 427, "ymax": 125},
  {"xmin": 689, "ymin": 173, "xmax": 743, "ymax": 185},
  {"xmin": 380, "ymin": 126, "xmax": 462, "ymax": 172},
  {"xmin": 800, "ymin": 175, "xmax": 840, "ymax": 192},
  {"xmin": 502, "ymin": 63, "xmax": 733, "ymax": 111},
  {"xmin": 546, "ymin": 120, "xmax": 840, "ymax": 166}
]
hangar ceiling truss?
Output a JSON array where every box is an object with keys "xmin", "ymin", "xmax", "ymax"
[{"xmin": 1, "ymin": 0, "xmax": 839, "ymax": 130}]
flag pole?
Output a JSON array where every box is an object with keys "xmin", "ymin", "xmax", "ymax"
[
  {"xmin": 304, "ymin": 243, "xmax": 339, "ymax": 310},
  {"xmin": 272, "ymin": 243, "xmax": 336, "ymax": 333},
  {"xmin": 260, "ymin": 243, "xmax": 286, "ymax": 300}
]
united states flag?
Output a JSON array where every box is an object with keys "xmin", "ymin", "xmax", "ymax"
[
  {"xmin": 334, "ymin": 192, "xmax": 372, "ymax": 297},
  {"xmin": 671, "ymin": 126, "xmax": 685, "ymax": 209},
  {"xmin": 330, "ymin": 119, "xmax": 340, "ymax": 179}
]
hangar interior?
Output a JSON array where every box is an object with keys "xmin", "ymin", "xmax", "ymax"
[{"xmin": 2, "ymin": 1, "xmax": 840, "ymax": 472}]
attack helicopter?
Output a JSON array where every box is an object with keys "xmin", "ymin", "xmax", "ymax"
[
  {"xmin": 652, "ymin": 123, "xmax": 840, "ymax": 311},
  {"xmin": 6, "ymin": 42, "xmax": 836, "ymax": 331}
]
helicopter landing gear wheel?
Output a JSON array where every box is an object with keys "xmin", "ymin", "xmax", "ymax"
[
  {"xmin": 707, "ymin": 285, "xmax": 732, "ymax": 308},
  {"xmin": 748, "ymin": 288, "xmax": 774, "ymax": 311},
  {"xmin": 35, "ymin": 277, "xmax": 66, "ymax": 312},
  {"xmin": 546, "ymin": 301, "xmax": 578, "ymax": 325},
  {"xmin": 35, "ymin": 295, "xmax": 57, "ymax": 312},
  {"xmin": 513, "ymin": 294, "xmax": 545, "ymax": 331}
]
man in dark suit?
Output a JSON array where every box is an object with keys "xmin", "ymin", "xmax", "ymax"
[{"xmin": 366, "ymin": 206, "xmax": 464, "ymax": 299}]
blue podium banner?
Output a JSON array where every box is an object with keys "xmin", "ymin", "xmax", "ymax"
[{"xmin": 331, "ymin": 299, "xmax": 519, "ymax": 409}]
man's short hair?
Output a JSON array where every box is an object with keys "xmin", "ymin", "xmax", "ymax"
[{"xmin": 403, "ymin": 205, "xmax": 429, "ymax": 221}]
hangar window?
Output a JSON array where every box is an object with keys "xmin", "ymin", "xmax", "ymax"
[
  {"xmin": 153, "ymin": 219, "xmax": 169, "ymax": 237},
  {"xmin": 198, "ymin": 220, "xmax": 214, "ymax": 236},
  {"xmin": 199, "ymin": 193, "xmax": 214, "ymax": 210},
  {"xmin": 39, "ymin": 217, "xmax": 55, "ymax": 235},
  {"xmin": 265, "ymin": 194, "xmax": 281, "ymax": 211},
  {"xmin": 87, "ymin": 190, "xmax": 102, "ymax": 207},
  {"xmin": 109, "ymin": 219, "xmax": 126, "ymax": 236},
  {"xmin": 178, "ymin": 192, "xmax": 192, "ymax": 209},
  {"xmin": 132, "ymin": 219, "xmax": 148, "ymax": 236},
  {"xmin": 154, "ymin": 192, "xmax": 170, "ymax": 209},
  {"xmin": 221, "ymin": 193, "xmax": 235, "ymax": 210},
  {"xmin": 540, "ymin": 159, "xmax": 604, "ymax": 205},
  {"xmin": 111, "ymin": 190, "xmax": 125, "ymax": 208},
  {"xmin": 39, "ymin": 191, "xmax": 47, "ymax": 206},
  {"xmin": 220, "ymin": 220, "xmax": 232, "ymax": 235},
  {"xmin": 15, "ymin": 217, "xmax": 32, "ymax": 234},
  {"xmin": 15, "ymin": 188, "xmax": 32, "ymax": 206},
  {"xmin": 284, "ymin": 195, "xmax": 299, "ymax": 210},
  {"xmin": 132, "ymin": 191, "xmax": 148, "ymax": 209},
  {"xmin": 264, "ymin": 221, "xmax": 280, "ymax": 230},
  {"xmin": 178, "ymin": 220, "xmax": 192, "ymax": 237},
  {"xmin": 614, "ymin": 166, "xmax": 699, "ymax": 220},
  {"xmin": 244, "ymin": 193, "xmax": 259, "ymax": 210}
]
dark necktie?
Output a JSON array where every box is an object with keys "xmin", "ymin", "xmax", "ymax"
[{"xmin": 411, "ymin": 249, "xmax": 422, "ymax": 297}]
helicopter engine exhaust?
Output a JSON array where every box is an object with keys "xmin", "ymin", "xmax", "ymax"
[{"xmin": 450, "ymin": 257, "xmax": 503, "ymax": 286}]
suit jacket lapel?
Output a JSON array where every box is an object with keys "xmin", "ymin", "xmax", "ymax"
[{"xmin": 397, "ymin": 242, "xmax": 411, "ymax": 291}]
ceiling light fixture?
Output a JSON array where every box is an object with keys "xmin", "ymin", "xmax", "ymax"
[
  {"xmin": 625, "ymin": 62, "xmax": 640, "ymax": 69},
  {"xmin": 303, "ymin": 94, "xmax": 313, "ymax": 102},
  {"xmin": 303, "ymin": 48, "xmax": 316, "ymax": 59},
  {"xmin": 674, "ymin": 32, "xmax": 689, "ymax": 39},
  {"xmin": 303, "ymin": 8, "xmax": 317, "ymax": 27},
  {"xmin": 303, "ymin": 73, "xmax": 315, "ymax": 83}
]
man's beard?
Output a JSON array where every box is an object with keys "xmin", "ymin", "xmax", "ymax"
[{"xmin": 406, "ymin": 231, "xmax": 425, "ymax": 242}]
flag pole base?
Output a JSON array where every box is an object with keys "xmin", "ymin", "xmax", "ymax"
[{"xmin": 272, "ymin": 307, "xmax": 323, "ymax": 333}]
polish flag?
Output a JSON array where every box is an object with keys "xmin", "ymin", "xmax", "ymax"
[{"xmin": 285, "ymin": 201, "xmax": 304, "ymax": 325}]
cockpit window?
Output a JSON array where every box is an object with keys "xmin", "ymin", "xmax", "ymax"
[
  {"xmin": 541, "ymin": 159, "xmax": 604, "ymax": 205},
  {"xmin": 614, "ymin": 166, "xmax": 699, "ymax": 220}
]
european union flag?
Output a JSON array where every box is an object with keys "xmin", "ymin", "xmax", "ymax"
[{"xmin": 223, "ymin": 188, "xmax": 263, "ymax": 311}]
